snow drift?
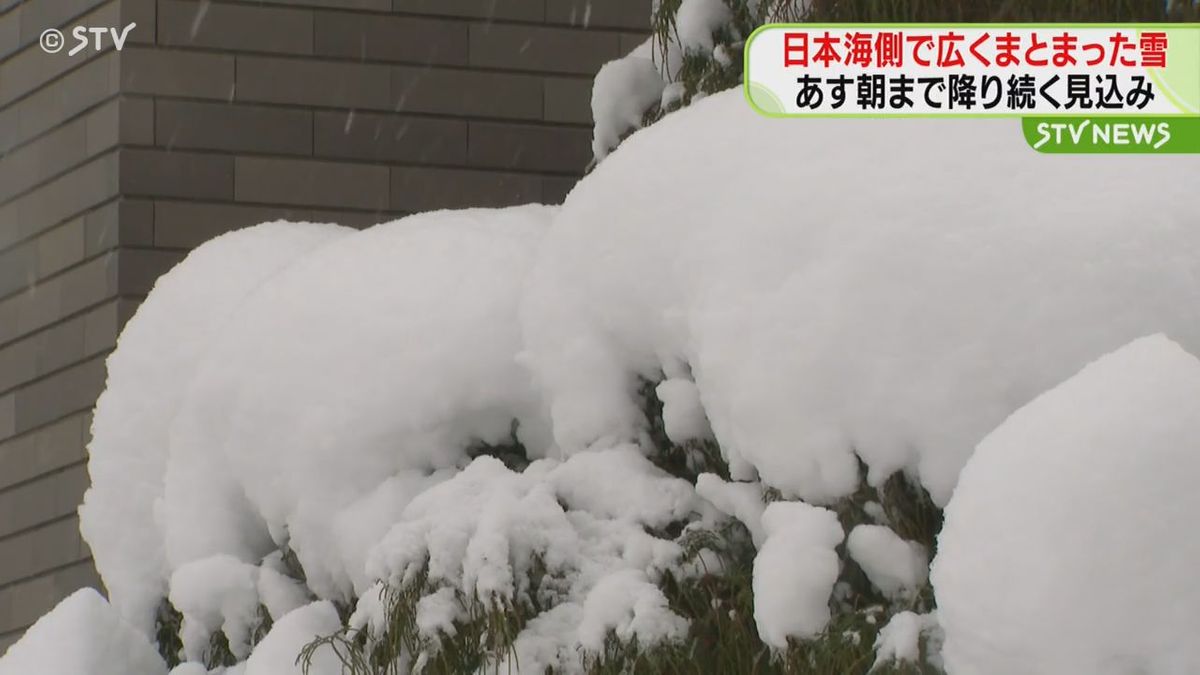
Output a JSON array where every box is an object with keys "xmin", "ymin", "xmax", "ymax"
[{"xmin": 932, "ymin": 335, "xmax": 1200, "ymax": 675}]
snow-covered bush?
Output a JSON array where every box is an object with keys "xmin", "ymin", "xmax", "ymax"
[
  {"xmin": 246, "ymin": 602, "xmax": 344, "ymax": 675},
  {"xmin": 932, "ymin": 335, "xmax": 1200, "ymax": 675},
  {"xmin": 528, "ymin": 89, "xmax": 1200, "ymax": 508},
  {"xmin": 348, "ymin": 447, "xmax": 700, "ymax": 673},
  {"xmin": 79, "ymin": 222, "xmax": 352, "ymax": 636},
  {"xmin": 161, "ymin": 206, "xmax": 556, "ymax": 609},
  {"xmin": 2, "ymin": 49, "xmax": 1197, "ymax": 675},
  {"xmin": 592, "ymin": 0, "xmax": 800, "ymax": 160}
]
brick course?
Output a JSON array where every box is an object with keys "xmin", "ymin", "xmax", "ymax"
[{"xmin": 0, "ymin": 0, "xmax": 649, "ymax": 649}]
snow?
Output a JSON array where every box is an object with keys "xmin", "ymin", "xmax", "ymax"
[
  {"xmin": 0, "ymin": 588, "xmax": 166, "ymax": 675},
  {"xmin": 591, "ymin": 42, "xmax": 664, "ymax": 161},
  {"xmin": 656, "ymin": 377, "xmax": 713, "ymax": 444},
  {"xmin": 522, "ymin": 88, "xmax": 1200, "ymax": 507},
  {"xmin": 576, "ymin": 569, "xmax": 690, "ymax": 653},
  {"xmin": 256, "ymin": 552, "xmax": 310, "ymax": 622},
  {"xmin": 347, "ymin": 582, "xmax": 388, "ymax": 637},
  {"xmin": 546, "ymin": 444, "xmax": 698, "ymax": 528},
  {"xmin": 932, "ymin": 335, "xmax": 1200, "ymax": 675},
  {"xmin": 846, "ymin": 525, "xmax": 928, "ymax": 601},
  {"xmin": 752, "ymin": 501, "xmax": 844, "ymax": 649},
  {"xmin": 694, "ymin": 473, "xmax": 765, "ymax": 546},
  {"xmin": 873, "ymin": 611, "xmax": 941, "ymax": 670},
  {"xmin": 414, "ymin": 587, "xmax": 462, "ymax": 642},
  {"xmin": 589, "ymin": 0, "xmax": 731, "ymax": 161},
  {"xmin": 242, "ymin": 601, "xmax": 342, "ymax": 675},
  {"xmin": 80, "ymin": 206, "xmax": 571, "ymax": 669},
  {"xmin": 660, "ymin": 82, "xmax": 685, "ymax": 111},
  {"xmin": 162, "ymin": 206, "xmax": 555, "ymax": 604},
  {"xmin": 503, "ymin": 604, "xmax": 584, "ymax": 674},
  {"xmin": 79, "ymin": 221, "xmax": 351, "ymax": 634},
  {"xmin": 168, "ymin": 555, "xmax": 261, "ymax": 661},
  {"xmin": 672, "ymin": 0, "xmax": 731, "ymax": 53},
  {"xmin": 67, "ymin": 64, "xmax": 1200, "ymax": 674},
  {"xmin": 589, "ymin": 0, "xmax": 746, "ymax": 162},
  {"xmin": 365, "ymin": 448, "xmax": 698, "ymax": 672}
]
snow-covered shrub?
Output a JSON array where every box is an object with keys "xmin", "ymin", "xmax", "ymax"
[
  {"xmin": 344, "ymin": 447, "xmax": 701, "ymax": 673},
  {"xmin": 592, "ymin": 0, "xmax": 800, "ymax": 160},
  {"xmin": 524, "ymin": 88, "xmax": 1200, "ymax": 508},
  {"xmin": 527, "ymin": 376, "xmax": 944, "ymax": 674},
  {"xmin": 58, "ymin": 206, "xmax": 564, "ymax": 673},
  {"xmin": 79, "ymin": 222, "xmax": 352, "ymax": 636},
  {"xmin": 246, "ymin": 602, "xmax": 343, "ymax": 675},
  {"xmin": 2, "ymin": 43, "xmax": 1194, "ymax": 674},
  {"xmin": 161, "ymin": 206, "xmax": 555, "ymax": 608},
  {"xmin": 932, "ymin": 335, "xmax": 1200, "ymax": 675}
]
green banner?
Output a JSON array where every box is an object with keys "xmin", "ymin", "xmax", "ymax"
[{"xmin": 1022, "ymin": 116, "xmax": 1200, "ymax": 153}]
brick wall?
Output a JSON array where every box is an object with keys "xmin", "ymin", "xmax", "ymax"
[{"xmin": 0, "ymin": 0, "xmax": 648, "ymax": 650}]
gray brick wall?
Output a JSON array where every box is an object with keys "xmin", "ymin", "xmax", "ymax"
[{"xmin": 0, "ymin": 0, "xmax": 648, "ymax": 652}]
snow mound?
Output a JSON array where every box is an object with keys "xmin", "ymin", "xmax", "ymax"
[
  {"xmin": 161, "ymin": 206, "xmax": 555, "ymax": 610},
  {"xmin": 932, "ymin": 334, "xmax": 1200, "ymax": 675},
  {"xmin": 522, "ymin": 88, "xmax": 1200, "ymax": 506},
  {"xmin": 753, "ymin": 501, "xmax": 844, "ymax": 649},
  {"xmin": 79, "ymin": 221, "xmax": 351, "ymax": 633},
  {"xmin": 0, "ymin": 588, "xmax": 167, "ymax": 675},
  {"xmin": 364, "ymin": 447, "xmax": 699, "ymax": 672}
]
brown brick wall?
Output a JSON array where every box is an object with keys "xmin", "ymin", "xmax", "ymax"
[{"xmin": 0, "ymin": 0, "xmax": 648, "ymax": 651}]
